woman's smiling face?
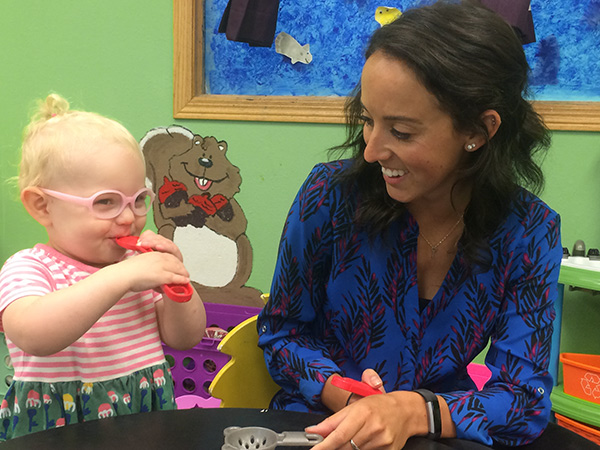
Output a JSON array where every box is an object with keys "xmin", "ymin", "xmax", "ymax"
[{"xmin": 360, "ymin": 51, "xmax": 474, "ymax": 210}]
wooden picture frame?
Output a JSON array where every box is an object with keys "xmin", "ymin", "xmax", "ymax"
[{"xmin": 173, "ymin": 0, "xmax": 600, "ymax": 130}]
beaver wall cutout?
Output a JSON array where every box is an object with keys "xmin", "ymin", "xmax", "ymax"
[{"xmin": 140, "ymin": 125, "xmax": 263, "ymax": 307}]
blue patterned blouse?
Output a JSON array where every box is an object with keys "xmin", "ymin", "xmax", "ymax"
[{"xmin": 257, "ymin": 160, "xmax": 562, "ymax": 447}]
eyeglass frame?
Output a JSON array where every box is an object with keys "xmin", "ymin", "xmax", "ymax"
[{"xmin": 39, "ymin": 187, "xmax": 156, "ymax": 219}]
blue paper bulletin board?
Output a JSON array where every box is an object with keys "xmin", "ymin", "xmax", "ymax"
[
  {"xmin": 172, "ymin": 0, "xmax": 600, "ymax": 129},
  {"xmin": 204, "ymin": 0, "xmax": 600, "ymax": 101}
]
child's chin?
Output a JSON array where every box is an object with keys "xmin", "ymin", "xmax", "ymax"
[{"xmin": 89, "ymin": 253, "xmax": 123, "ymax": 268}]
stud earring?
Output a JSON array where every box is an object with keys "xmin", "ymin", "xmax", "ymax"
[{"xmin": 466, "ymin": 143, "xmax": 476, "ymax": 150}]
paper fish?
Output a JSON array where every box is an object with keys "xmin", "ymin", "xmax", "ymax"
[
  {"xmin": 375, "ymin": 6, "xmax": 402, "ymax": 27},
  {"xmin": 275, "ymin": 32, "xmax": 312, "ymax": 65}
]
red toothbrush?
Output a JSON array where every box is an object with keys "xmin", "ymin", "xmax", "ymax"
[
  {"xmin": 331, "ymin": 375, "xmax": 383, "ymax": 397},
  {"xmin": 116, "ymin": 236, "xmax": 193, "ymax": 303}
]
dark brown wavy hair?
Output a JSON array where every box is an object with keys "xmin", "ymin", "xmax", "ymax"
[{"xmin": 331, "ymin": 0, "xmax": 551, "ymax": 269}]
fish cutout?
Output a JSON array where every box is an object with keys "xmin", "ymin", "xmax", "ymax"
[
  {"xmin": 375, "ymin": 6, "xmax": 402, "ymax": 27},
  {"xmin": 275, "ymin": 32, "xmax": 312, "ymax": 64}
]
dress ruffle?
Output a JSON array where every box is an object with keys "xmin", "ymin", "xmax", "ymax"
[{"xmin": 0, "ymin": 361, "xmax": 175, "ymax": 441}]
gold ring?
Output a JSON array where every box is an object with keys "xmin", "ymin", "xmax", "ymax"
[{"xmin": 350, "ymin": 438, "xmax": 360, "ymax": 450}]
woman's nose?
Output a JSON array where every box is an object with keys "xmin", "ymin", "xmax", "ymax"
[{"xmin": 363, "ymin": 128, "xmax": 388, "ymax": 163}]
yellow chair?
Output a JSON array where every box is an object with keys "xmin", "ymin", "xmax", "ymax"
[{"xmin": 209, "ymin": 315, "xmax": 280, "ymax": 408}]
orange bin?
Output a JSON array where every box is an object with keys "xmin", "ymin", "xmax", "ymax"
[
  {"xmin": 556, "ymin": 413, "xmax": 600, "ymax": 445},
  {"xmin": 560, "ymin": 353, "xmax": 600, "ymax": 405}
]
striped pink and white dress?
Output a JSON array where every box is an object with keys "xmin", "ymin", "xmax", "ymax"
[{"xmin": 0, "ymin": 244, "xmax": 175, "ymax": 441}]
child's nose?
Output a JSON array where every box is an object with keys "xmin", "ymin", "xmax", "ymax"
[{"xmin": 115, "ymin": 204, "xmax": 136, "ymax": 223}]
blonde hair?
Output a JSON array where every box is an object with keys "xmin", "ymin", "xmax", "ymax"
[{"xmin": 19, "ymin": 93, "xmax": 141, "ymax": 191}]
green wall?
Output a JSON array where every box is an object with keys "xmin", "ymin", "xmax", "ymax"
[{"xmin": 2, "ymin": 1, "xmax": 600, "ymax": 360}]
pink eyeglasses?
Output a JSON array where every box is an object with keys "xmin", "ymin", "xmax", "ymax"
[{"xmin": 40, "ymin": 188, "xmax": 155, "ymax": 219}]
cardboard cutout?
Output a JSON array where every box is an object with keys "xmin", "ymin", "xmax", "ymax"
[
  {"xmin": 218, "ymin": 0, "xmax": 281, "ymax": 47},
  {"xmin": 274, "ymin": 32, "xmax": 312, "ymax": 64},
  {"xmin": 141, "ymin": 126, "xmax": 263, "ymax": 307},
  {"xmin": 480, "ymin": 0, "xmax": 535, "ymax": 44}
]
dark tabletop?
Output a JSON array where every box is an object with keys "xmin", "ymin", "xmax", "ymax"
[{"xmin": 1, "ymin": 407, "xmax": 597, "ymax": 449}]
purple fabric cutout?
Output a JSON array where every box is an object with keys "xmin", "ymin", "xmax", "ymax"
[
  {"xmin": 218, "ymin": 0, "xmax": 281, "ymax": 47},
  {"xmin": 481, "ymin": 0, "xmax": 536, "ymax": 44}
]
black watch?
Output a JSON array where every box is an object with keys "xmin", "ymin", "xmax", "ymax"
[{"xmin": 414, "ymin": 389, "xmax": 441, "ymax": 440}]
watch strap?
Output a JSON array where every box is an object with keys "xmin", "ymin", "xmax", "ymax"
[{"xmin": 414, "ymin": 389, "xmax": 441, "ymax": 440}]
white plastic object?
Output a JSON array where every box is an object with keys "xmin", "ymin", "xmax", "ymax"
[{"xmin": 222, "ymin": 426, "xmax": 323, "ymax": 449}]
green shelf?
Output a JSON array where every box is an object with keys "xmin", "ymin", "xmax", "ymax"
[
  {"xmin": 552, "ymin": 384, "xmax": 600, "ymax": 427},
  {"xmin": 559, "ymin": 265, "xmax": 600, "ymax": 291}
]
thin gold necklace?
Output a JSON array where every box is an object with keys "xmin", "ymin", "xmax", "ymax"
[{"xmin": 420, "ymin": 213, "xmax": 464, "ymax": 257}]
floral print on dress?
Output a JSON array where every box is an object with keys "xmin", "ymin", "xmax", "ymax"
[{"xmin": 0, "ymin": 361, "xmax": 175, "ymax": 441}]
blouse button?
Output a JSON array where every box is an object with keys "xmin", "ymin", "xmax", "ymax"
[
  {"xmin": 537, "ymin": 387, "xmax": 545, "ymax": 395},
  {"xmin": 261, "ymin": 325, "xmax": 267, "ymax": 333}
]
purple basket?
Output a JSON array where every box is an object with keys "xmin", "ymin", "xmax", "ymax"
[
  {"xmin": 202, "ymin": 302, "xmax": 264, "ymax": 332},
  {"xmin": 162, "ymin": 302, "xmax": 263, "ymax": 408}
]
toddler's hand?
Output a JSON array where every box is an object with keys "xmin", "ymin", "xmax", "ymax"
[
  {"xmin": 137, "ymin": 230, "xmax": 185, "ymax": 262},
  {"xmin": 117, "ymin": 251, "xmax": 190, "ymax": 294}
]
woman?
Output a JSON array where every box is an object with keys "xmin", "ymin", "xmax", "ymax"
[{"xmin": 257, "ymin": 1, "xmax": 562, "ymax": 448}]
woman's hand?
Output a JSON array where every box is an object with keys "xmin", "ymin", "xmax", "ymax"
[
  {"xmin": 311, "ymin": 369, "xmax": 456, "ymax": 449},
  {"xmin": 309, "ymin": 369, "xmax": 430, "ymax": 449},
  {"xmin": 307, "ymin": 389, "xmax": 427, "ymax": 449}
]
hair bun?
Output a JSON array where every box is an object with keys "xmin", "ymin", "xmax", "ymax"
[{"xmin": 36, "ymin": 93, "xmax": 70, "ymax": 121}]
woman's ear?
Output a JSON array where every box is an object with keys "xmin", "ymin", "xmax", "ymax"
[
  {"xmin": 463, "ymin": 110, "xmax": 501, "ymax": 152},
  {"xmin": 21, "ymin": 187, "xmax": 53, "ymax": 227},
  {"xmin": 481, "ymin": 109, "xmax": 501, "ymax": 140}
]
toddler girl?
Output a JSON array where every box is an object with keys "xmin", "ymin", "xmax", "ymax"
[{"xmin": 0, "ymin": 94, "xmax": 206, "ymax": 440}]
